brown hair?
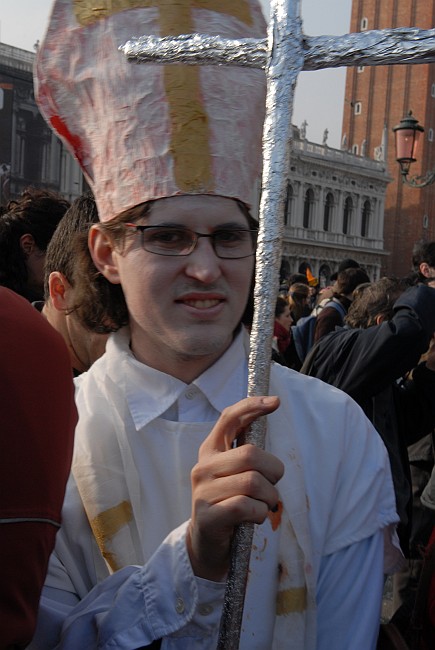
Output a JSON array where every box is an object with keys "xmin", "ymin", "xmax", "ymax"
[
  {"xmin": 275, "ymin": 296, "xmax": 289, "ymax": 319},
  {"xmin": 0, "ymin": 187, "xmax": 70, "ymax": 299},
  {"xmin": 345, "ymin": 277, "xmax": 407, "ymax": 329},
  {"xmin": 288, "ymin": 282, "xmax": 309, "ymax": 322},
  {"xmin": 334, "ymin": 267, "xmax": 370, "ymax": 297}
]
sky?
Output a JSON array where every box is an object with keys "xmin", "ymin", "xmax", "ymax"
[{"xmin": 0, "ymin": 0, "xmax": 353, "ymax": 148}]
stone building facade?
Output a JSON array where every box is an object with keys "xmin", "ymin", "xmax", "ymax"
[
  {"xmin": 0, "ymin": 42, "xmax": 85, "ymax": 206},
  {"xmin": 281, "ymin": 129, "xmax": 391, "ymax": 284}
]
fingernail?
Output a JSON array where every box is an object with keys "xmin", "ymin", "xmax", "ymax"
[{"xmin": 261, "ymin": 396, "xmax": 277, "ymax": 406}]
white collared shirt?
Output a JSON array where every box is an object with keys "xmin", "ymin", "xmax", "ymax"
[{"xmin": 30, "ymin": 327, "xmax": 399, "ymax": 649}]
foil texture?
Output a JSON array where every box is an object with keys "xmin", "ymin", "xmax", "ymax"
[
  {"xmin": 121, "ymin": 33, "xmax": 267, "ymax": 68},
  {"xmin": 121, "ymin": 27, "xmax": 435, "ymax": 70},
  {"xmin": 246, "ymin": 2, "xmax": 304, "ymax": 431},
  {"xmin": 304, "ymin": 28, "xmax": 435, "ymax": 69}
]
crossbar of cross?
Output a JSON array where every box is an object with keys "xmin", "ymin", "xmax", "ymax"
[
  {"xmin": 121, "ymin": 1, "xmax": 434, "ymax": 647},
  {"xmin": 122, "ymin": 27, "xmax": 435, "ymax": 68}
]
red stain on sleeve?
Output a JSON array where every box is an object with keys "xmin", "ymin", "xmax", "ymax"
[{"xmin": 267, "ymin": 500, "xmax": 283, "ymax": 531}]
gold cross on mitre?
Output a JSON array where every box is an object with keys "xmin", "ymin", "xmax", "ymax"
[
  {"xmin": 73, "ymin": 0, "xmax": 252, "ymax": 28},
  {"xmin": 73, "ymin": 1, "xmax": 254, "ymax": 191}
]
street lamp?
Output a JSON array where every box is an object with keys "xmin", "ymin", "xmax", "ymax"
[{"xmin": 393, "ymin": 111, "xmax": 435, "ymax": 188}]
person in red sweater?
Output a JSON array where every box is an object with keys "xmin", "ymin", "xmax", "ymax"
[{"xmin": 0, "ymin": 288, "xmax": 77, "ymax": 649}]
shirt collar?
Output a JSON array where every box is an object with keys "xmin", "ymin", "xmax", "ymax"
[{"xmin": 107, "ymin": 327, "xmax": 249, "ymax": 430}]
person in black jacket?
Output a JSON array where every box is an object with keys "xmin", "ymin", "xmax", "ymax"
[{"xmin": 301, "ymin": 278, "xmax": 435, "ymax": 556}]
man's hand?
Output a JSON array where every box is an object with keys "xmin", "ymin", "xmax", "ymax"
[{"xmin": 186, "ymin": 396, "xmax": 284, "ymax": 581}]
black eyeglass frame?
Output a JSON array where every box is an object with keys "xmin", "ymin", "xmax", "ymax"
[{"xmin": 124, "ymin": 223, "xmax": 258, "ymax": 259}]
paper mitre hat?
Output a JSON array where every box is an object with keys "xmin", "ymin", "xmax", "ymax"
[{"xmin": 34, "ymin": 0, "xmax": 267, "ymax": 221}]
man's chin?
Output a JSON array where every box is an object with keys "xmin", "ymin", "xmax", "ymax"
[{"xmin": 173, "ymin": 331, "xmax": 233, "ymax": 361}]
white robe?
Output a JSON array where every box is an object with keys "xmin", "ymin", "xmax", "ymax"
[{"xmin": 30, "ymin": 328, "xmax": 401, "ymax": 649}]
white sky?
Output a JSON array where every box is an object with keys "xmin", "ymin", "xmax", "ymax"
[{"xmin": 0, "ymin": 0, "xmax": 352, "ymax": 147}]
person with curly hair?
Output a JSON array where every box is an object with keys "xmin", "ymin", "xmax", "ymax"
[{"xmin": 0, "ymin": 187, "xmax": 69, "ymax": 301}]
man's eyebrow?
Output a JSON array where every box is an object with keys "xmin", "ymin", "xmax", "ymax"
[
  {"xmin": 213, "ymin": 222, "xmax": 253, "ymax": 230},
  {"xmin": 146, "ymin": 221, "xmax": 253, "ymax": 230},
  {"xmin": 141, "ymin": 221, "xmax": 182, "ymax": 228}
]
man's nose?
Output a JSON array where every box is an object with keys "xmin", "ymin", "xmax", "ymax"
[{"xmin": 184, "ymin": 236, "xmax": 222, "ymax": 283}]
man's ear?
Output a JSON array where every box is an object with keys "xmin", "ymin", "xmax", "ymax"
[
  {"xmin": 49, "ymin": 272, "xmax": 71, "ymax": 311},
  {"xmin": 375, "ymin": 314, "xmax": 385, "ymax": 325},
  {"xmin": 19, "ymin": 233, "xmax": 35, "ymax": 256},
  {"xmin": 88, "ymin": 225, "xmax": 121, "ymax": 284}
]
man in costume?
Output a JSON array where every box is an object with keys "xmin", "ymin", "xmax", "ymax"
[{"xmin": 31, "ymin": 1, "xmax": 401, "ymax": 648}]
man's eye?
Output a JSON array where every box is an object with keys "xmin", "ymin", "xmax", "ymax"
[
  {"xmin": 214, "ymin": 230, "xmax": 244, "ymax": 244},
  {"xmin": 147, "ymin": 229, "xmax": 186, "ymax": 245}
]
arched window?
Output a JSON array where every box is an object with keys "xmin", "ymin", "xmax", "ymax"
[
  {"xmin": 361, "ymin": 200, "xmax": 371, "ymax": 237},
  {"xmin": 323, "ymin": 192, "xmax": 334, "ymax": 231},
  {"xmin": 360, "ymin": 17, "xmax": 368, "ymax": 31},
  {"xmin": 284, "ymin": 183, "xmax": 293, "ymax": 226},
  {"xmin": 303, "ymin": 188, "xmax": 314, "ymax": 228},
  {"xmin": 343, "ymin": 197, "xmax": 353, "ymax": 235},
  {"xmin": 319, "ymin": 264, "xmax": 331, "ymax": 287}
]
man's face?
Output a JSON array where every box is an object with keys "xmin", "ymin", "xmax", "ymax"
[{"xmin": 106, "ymin": 195, "xmax": 255, "ymax": 381}]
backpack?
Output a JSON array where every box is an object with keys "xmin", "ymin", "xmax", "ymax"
[{"xmin": 291, "ymin": 299, "xmax": 346, "ymax": 364}]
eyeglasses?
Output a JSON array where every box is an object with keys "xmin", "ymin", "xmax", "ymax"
[{"xmin": 124, "ymin": 224, "xmax": 258, "ymax": 259}]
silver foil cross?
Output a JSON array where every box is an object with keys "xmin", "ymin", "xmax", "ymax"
[{"xmin": 121, "ymin": 0, "xmax": 435, "ymax": 646}]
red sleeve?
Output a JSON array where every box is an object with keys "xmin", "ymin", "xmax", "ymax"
[{"xmin": 0, "ymin": 288, "xmax": 77, "ymax": 648}]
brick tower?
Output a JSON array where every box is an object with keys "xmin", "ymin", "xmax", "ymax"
[{"xmin": 342, "ymin": 0, "xmax": 435, "ymax": 276}]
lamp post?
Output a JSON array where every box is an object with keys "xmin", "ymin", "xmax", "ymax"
[{"xmin": 393, "ymin": 111, "xmax": 435, "ymax": 188}]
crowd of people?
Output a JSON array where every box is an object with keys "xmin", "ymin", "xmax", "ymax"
[
  {"xmin": 0, "ymin": 1, "xmax": 434, "ymax": 648},
  {"xmin": 274, "ymin": 255, "xmax": 435, "ymax": 647}
]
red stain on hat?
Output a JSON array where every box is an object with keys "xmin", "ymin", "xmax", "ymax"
[{"xmin": 50, "ymin": 115, "xmax": 85, "ymax": 168}]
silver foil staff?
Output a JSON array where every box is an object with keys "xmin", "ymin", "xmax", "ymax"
[{"xmin": 217, "ymin": 0, "xmax": 304, "ymax": 646}]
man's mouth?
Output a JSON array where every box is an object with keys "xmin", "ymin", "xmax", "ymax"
[{"xmin": 182, "ymin": 298, "xmax": 222, "ymax": 309}]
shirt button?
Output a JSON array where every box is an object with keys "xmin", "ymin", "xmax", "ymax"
[
  {"xmin": 198, "ymin": 604, "xmax": 214, "ymax": 616},
  {"xmin": 175, "ymin": 597, "xmax": 185, "ymax": 614},
  {"xmin": 185, "ymin": 388, "xmax": 196, "ymax": 400}
]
